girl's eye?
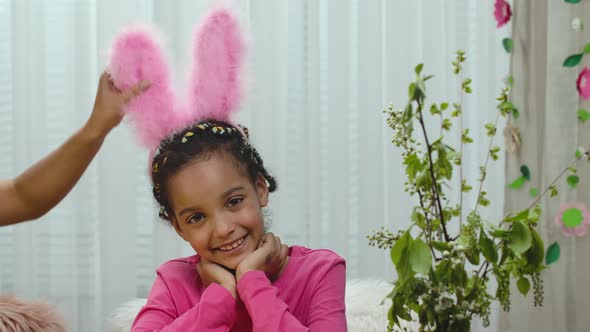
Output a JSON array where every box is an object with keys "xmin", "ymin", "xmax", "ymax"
[
  {"xmin": 227, "ymin": 197, "xmax": 243, "ymax": 208},
  {"xmin": 187, "ymin": 213, "xmax": 205, "ymax": 224}
]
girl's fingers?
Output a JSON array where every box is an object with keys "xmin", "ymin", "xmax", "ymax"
[{"xmin": 276, "ymin": 236, "xmax": 283, "ymax": 261}]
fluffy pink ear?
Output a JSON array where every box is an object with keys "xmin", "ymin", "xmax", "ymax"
[
  {"xmin": 188, "ymin": 7, "xmax": 246, "ymax": 121},
  {"xmin": 108, "ymin": 26, "xmax": 177, "ymax": 150}
]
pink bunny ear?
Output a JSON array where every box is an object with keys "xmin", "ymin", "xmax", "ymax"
[
  {"xmin": 188, "ymin": 7, "xmax": 246, "ymax": 121},
  {"xmin": 108, "ymin": 26, "xmax": 178, "ymax": 150}
]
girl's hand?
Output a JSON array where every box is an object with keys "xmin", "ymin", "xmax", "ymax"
[
  {"xmin": 86, "ymin": 71, "xmax": 150, "ymax": 137},
  {"xmin": 196, "ymin": 259, "xmax": 238, "ymax": 299},
  {"xmin": 236, "ymin": 232, "xmax": 289, "ymax": 282}
]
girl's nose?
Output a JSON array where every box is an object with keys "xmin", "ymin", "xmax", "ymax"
[{"xmin": 213, "ymin": 216, "xmax": 236, "ymax": 238}]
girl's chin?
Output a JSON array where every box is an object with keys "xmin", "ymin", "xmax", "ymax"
[
  {"xmin": 215, "ymin": 252, "xmax": 249, "ymax": 270},
  {"xmin": 211, "ymin": 249, "xmax": 255, "ymax": 270}
]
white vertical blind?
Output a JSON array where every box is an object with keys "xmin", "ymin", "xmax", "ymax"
[
  {"xmin": 0, "ymin": 1, "xmax": 508, "ymax": 331},
  {"xmin": 0, "ymin": 0, "xmax": 15, "ymax": 295}
]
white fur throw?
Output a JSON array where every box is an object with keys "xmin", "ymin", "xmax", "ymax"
[
  {"xmin": 0, "ymin": 295, "xmax": 66, "ymax": 332},
  {"xmin": 107, "ymin": 279, "xmax": 419, "ymax": 332}
]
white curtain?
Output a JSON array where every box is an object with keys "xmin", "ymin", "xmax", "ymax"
[
  {"xmin": 499, "ymin": 1, "xmax": 590, "ymax": 331},
  {"xmin": 0, "ymin": 1, "xmax": 508, "ymax": 331}
]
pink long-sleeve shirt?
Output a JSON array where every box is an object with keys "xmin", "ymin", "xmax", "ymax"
[{"xmin": 131, "ymin": 246, "xmax": 347, "ymax": 331}]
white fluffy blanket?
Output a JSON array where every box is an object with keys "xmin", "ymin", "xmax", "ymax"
[{"xmin": 0, "ymin": 295, "xmax": 66, "ymax": 332}]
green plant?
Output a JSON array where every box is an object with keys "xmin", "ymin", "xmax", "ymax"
[{"xmin": 368, "ymin": 51, "xmax": 589, "ymax": 332}]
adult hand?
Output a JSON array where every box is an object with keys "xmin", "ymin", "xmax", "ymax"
[
  {"xmin": 86, "ymin": 71, "xmax": 149, "ymax": 137},
  {"xmin": 236, "ymin": 232, "xmax": 289, "ymax": 282}
]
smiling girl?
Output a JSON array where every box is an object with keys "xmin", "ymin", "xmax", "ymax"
[{"xmin": 108, "ymin": 5, "xmax": 347, "ymax": 332}]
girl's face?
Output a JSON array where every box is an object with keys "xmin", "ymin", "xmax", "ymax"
[{"xmin": 167, "ymin": 152, "xmax": 268, "ymax": 269}]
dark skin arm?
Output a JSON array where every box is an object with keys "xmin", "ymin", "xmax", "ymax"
[{"xmin": 0, "ymin": 72, "xmax": 149, "ymax": 226}]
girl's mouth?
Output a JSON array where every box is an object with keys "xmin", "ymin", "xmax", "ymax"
[{"xmin": 216, "ymin": 234, "xmax": 247, "ymax": 253}]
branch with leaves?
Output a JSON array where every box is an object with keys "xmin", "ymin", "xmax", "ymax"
[{"xmin": 368, "ymin": 51, "xmax": 588, "ymax": 332}]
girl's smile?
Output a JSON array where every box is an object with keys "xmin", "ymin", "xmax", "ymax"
[{"xmin": 167, "ymin": 151, "xmax": 269, "ymax": 270}]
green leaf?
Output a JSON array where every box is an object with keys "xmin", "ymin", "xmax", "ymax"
[
  {"xmin": 408, "ymin": 83, "xmax": 416, "ymax": 99},
  {"xmin": 415, "ymin": 63, "xmax": 424, "ymax": 75},
  {"xmin": 462, "ymin": 129, "xmax": 474, "ymax": 144},
  {"xmin": 563, "ymin": 53, "xmax": 583, "ymax": 67},
  {"xmin": 404, "ymin": 153, "xmax": 422, "ymax": 181},
  {"xmin": 502, "ymin": 38, "xmax": 513, "ymax": 53},
  {"xmin": 525, "ymin": 228, "xmax": 545, "ymax": 267},
  {"xmin": 510, "ymin": 220, "xmax": 532, "ymax": 256},
  {"xmin": 478, "ymin": 231, "xmax": 498, "ymax": 264},
  {"xmin": 567, "ymin": 175, "xmax": 580, "ymax": 188},
  {"xmin": 391, "ymin": 231, "xmax": 413, "ymax": 280},
  {"xmin": 584, "ymin": 43, "xmax": 590, "ymax": 54},
  {"xmin": 507, "ymin": 75, "xmax": 514, "ymax": 86},
  {"xmin": 411, "ymin": 209, "xmax": 426, "ymax": 228},
  {"xmin": 546, "ymin": 242, "xmax": 561, "ymax": 265},
  {"xmin": 517, "ymin": 277, "xmax": 531, "ymax": 296},
  {"xmin": 565, "ymin": 0, "xmax": 582, "ymax": 3},
  {"xmin": 504, "ymin": 209, "xmax": 529, "ymax": 223},
  {"xmin": 442, "ymin": 118, "xmax": 452, "ymax": 131},
  {"xmin": 409, "ymin": 238, "xmax": 433, "ymax": 274},
  {"xmin": 432, "ymin": 241, "xmax": 451, "ymax": 252},
  {"xmin": 391, "ymin": 231, "xmax": 410, "ymax": 265},
  {"xmin": 520, "ymin": 165, "xmax": 531, "ymax": 180},
  {"xmin": 484, "ymin": 123, "xmax": 497, "ymax": 136},
  {"xmin": 478, "ymin": 194, "xmax": 491, "ymax": 207},
  {"xmin": 509, "ymin": 176, "xmax": 526, "ymax": 189},
  {"xmin": 550, "ymin": 185, "xmax": 559, "ymax": 197},
  {"xmin": 512, "ymin": 108, "xmax": 520, "ymax": 120},
  {"xmin": 529, "ymin": 187, "xmax": 539, "ymax": 197},
  {"xmin": 466, "ymin": 249, "xmax": 481, "ymax": 265},
  {"xmin": 578, "ymin": 109, "xmax": 590, "ymax": 123},
  {"xmin": 576, "ymin": 149, "xmax": 583, "ymax": 159},
  {"xmin": 489, "ymin": 225, "xmax": 510, "ymax": 238},
  {"xmin": 500, "ymin": 101, "xmax": 516, "ymax": 116},
  {"xmin": 451, "ymin": 266, "xmax": 468, "ymax": 288},
  {"xmin": 461, "ymin": 179, "xmax": 472, "ymax": 192},
  {"xmin": 498, "ymin": 243, "xmax": 511, "ymax": 265},
  {"xmin": 529, "ymin": 205, "xmax": 542, "ymax": 224}
]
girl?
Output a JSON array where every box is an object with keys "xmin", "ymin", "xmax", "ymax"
[{"xmin": 108, "ymin": 6, "xmax": 347, "ymax": 332}]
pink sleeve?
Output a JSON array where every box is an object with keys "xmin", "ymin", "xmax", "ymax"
[
  {"xmin": 237, "ymin": 261, "xmax": 347, "ymax": 331},
  {"xmin": 131, "ymin": 273, "xmax": 237, "ymax": 332}
]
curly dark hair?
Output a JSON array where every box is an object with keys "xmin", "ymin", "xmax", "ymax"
[{"xmin": 150, "ymin": 119, "xmax": 277, "ymax": 223}]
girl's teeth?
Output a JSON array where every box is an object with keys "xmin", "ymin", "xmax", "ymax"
[{"xmin": 220, "ymin": 237, "xmax": 244, "ymax": 251}]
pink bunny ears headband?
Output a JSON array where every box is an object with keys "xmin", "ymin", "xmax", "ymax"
[{"xmin": 107, "ymin": 6, "xmax": 246, "ymax": 153}]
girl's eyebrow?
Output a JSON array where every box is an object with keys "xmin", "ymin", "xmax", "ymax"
[
  {"xmin": 221, "ymin": 186, "xmax": 245, "ymax": 199},
  {"xmin": 178, "ymin": 207, "xmax": 198, "ymax": 217},
  {"xmin": 177, "ymin": 186, "xmax": 245, "ymax": 217}
]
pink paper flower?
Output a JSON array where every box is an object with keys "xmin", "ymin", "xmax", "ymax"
[
  {"xmin": 556, "ymin": 202, "xmax": 590, "ymax": 237},
  {"xmin": 494, "ymin": 0, "xmax": 512, "ymax": 28},
  {"xmin": 577, "ymin": 67, "xmax": 590, "ymax": 100}
]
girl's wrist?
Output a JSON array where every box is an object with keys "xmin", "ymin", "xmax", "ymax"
[
  {"xmin": 218, "ymin": 281, "xmax": 237, "ymax": 299},
  {"xmin": 236, "ymin": 267, "xmax": 252, "ymax": 282}
]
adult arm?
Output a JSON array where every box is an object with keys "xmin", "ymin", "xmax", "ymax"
[{"xmin": 0, "ymin": 72, "xmax": 148, "ymax": 226}]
